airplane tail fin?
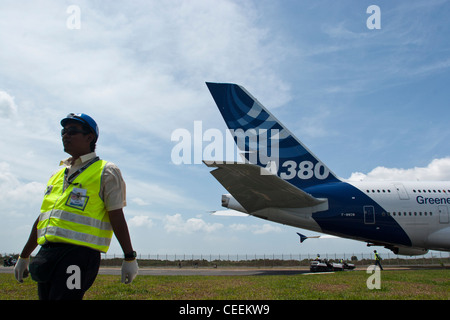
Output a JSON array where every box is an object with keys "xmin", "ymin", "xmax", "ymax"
[{"xmin": 206, "ymin": 82, "xmax": 340, "ymax": 189}]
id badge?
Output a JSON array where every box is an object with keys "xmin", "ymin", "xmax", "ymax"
[{"xmin": 66, "ymin": 187, "xmax": 89, "ymax": 211}]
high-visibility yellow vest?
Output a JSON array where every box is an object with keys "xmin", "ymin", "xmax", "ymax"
[{"xmin": 37, "ymin": 159, "xmax": 113, "ymax": 253}]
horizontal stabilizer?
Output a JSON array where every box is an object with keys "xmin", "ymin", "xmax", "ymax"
[
  {"xmin": 204, "ymin": 161, "xmax": 327, "ymax": 214},
  {"xmin": 210, "ymin": 210, "xmax": 249, "ymax": 217},
  {"xmin": 297, "ymin": 232, "xmax": 321, "ymax": 243},
  {"xmin": 297, "ymin": 233, "xmax": 308, "ymax": 243},
  {"xmin": 297, "ymin": 232, "xmax": 340, "ymax": 244}
]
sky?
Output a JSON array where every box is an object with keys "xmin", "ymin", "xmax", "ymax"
[{"xmin": 1, "ymin": 0, "xmax": 450, "ymax": 257}]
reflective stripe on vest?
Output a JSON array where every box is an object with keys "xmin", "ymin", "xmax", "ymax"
[
  {"xmin": 38, "ymin": 210, "xmax": 112, "ymax": 231},
  {"xmin": 37, "ymin": 159, "xmax": 113, "ymax": 252}
]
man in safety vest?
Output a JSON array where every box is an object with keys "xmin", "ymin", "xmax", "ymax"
[
  {"xmin": 14, "ymin": 113, "xmax": 138, "ymax": 300},
  {"xmin": 374, "ymin": 250, "xmax": 383, "ymax": 270}
]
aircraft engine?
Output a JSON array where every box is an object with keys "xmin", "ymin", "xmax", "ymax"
[{"xmin": 388, "ymin": 246, "xmax": 429, "ymax": 256}]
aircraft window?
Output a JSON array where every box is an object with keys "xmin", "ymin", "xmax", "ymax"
[
  {"xmin": 419, "ymin": 212, "xmax": 422, "ymax": 216},
  {"xmin": 413, "ymin": 189, "xmax": 416, "ymax": 193},
  {"xmin": 414, "ymin": 212, "xmax": 417, "ymax": 216},
  {"xmin": 433, "ymin": 190, "xmax": 436, "ymax": 193},
  {"xmin": 417, "ymin": 190, "xmax": 421, "ymax": 193},
  {"xmin": 409, "ymin": 212, "xmax": 412, "ymax": 216},
  {"xmin": 388, "ymin": 190, "xmax": 391, "ymax": 193}
]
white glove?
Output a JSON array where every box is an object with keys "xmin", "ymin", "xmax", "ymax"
[
  {"xmin": 121, "ymin": 259, "xmax": 138, "ymax": 284},
  {"xmin": 14, "ymin": 257, "xmax": 30, "ymax": 283}
]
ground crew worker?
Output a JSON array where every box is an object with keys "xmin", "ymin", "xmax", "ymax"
[
  {"xmin": 374, "ymin": 250, "xmax": 383, "ymax": 270},
  {"xmin": 14, "ymin": 113, "xmax": 138, "ymax": 300}
]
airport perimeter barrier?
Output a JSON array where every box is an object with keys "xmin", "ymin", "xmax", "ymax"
[
  {"xmin": 3, "ymin": 251, "xmax": 449, "ymax": 267},
  {"xmin": 98, "ymin": 251, "xmax": 450, "ymax": 268}
]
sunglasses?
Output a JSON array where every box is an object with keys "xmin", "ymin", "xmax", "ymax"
[{"xmin": 61, "ymin": 127, "xmax": 89, "ymax": 136}]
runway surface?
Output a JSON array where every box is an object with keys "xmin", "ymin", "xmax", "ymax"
[
  {"xmin": 97, "ymin": 267, "xmax": 313, "ymax": 276},
  {"xmin": 1, "ymin": 266, "xmax": 317, "ymax": 276},
  {"xmin": 1, "ymin": 266, "xmax": 415, "ymax": 276}
]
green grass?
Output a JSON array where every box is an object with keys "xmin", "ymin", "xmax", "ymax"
[{"xmin": 1, "ymin": 269, "xmax": 448, "ymax": 300}]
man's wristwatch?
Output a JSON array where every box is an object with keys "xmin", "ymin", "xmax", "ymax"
[{"xmin": 124, "ymin": 251, "xmax": 137, "ymax": 260}]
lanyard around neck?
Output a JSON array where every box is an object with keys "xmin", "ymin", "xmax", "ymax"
[{"xmin": 65, "ymin": 156, "xmax": 100, "ymax": 184}]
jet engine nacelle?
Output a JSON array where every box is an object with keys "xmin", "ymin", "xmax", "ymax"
[{"xmin": 388, "ymin": 246, "xmax": 429, "ymax": 256}]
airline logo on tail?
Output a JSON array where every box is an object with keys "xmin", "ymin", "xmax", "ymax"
[{"xmin": 206, "ymin": 82, "xmax": 340, "ymax": 189}]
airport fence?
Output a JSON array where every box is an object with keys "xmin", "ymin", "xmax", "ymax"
[
  {"xmin": 99, "ymin": 251, "xmax": 450, "ymax": 268},
  {"xmin": 3, "ymin": 251, "xmax": 449, "ymax": 268}
]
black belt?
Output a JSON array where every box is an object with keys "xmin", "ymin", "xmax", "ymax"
[{"xmin": 41, "ymin": 242, "xmax": 75, "ymax": 249}]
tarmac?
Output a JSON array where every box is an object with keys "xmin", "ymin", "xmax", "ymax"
[
  {"xmin": 0, "ymin": 266, "xmax": 311, "ymax": 276},
  {"xmin": 98, "ymin": 266, "xmax": 314, "ymax": 276},
  {"xmin": 1, "ymin": 265, "xmax": 418, "ymax": 276}
]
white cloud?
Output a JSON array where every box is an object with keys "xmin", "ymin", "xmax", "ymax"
[
  {"xmin": 0, "ymin": 91, "xmax": 18, "ymax": 119},
  {"xmin": 297, "ymin": 106, "xmax": 333, "ymax": 138},
  {"xmin": 164, "ymin": 213, "xmax": 223, "ymax": 234},
  {"xmin": 128, "ymin": 215, "xmax": 154, "ymax": 228},
  {"xmin": 322, "ymin": 22, "xmax": 371, "ymax": 40},
  {"xmin": 346, "ymin": 157, "xmax": 450, "ymax": 181},
  {"xmin": 0, "ymin": 0, "xmax": 291, "ymax": 146},
  {"xmin": 230, "ymin": 223, "xmax": 282, "ymax": 235},
  {"xmin": 126, "ymin": 179, "xmax": 197, "ymax": 208},
  {"xmin": 130, "ymin": 197, "xmax": 150, "ymax": 206},
  {"xmin": 0, "ymin": 162, "xmax": 45, "ymax": 220}
]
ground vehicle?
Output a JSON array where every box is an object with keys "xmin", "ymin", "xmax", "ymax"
[
  {"xmin": 3, "ymin": 257, "xmax": 17, "ymax": 267},
  {"xmin": 309, "ymin": 259, "xmax": 355, "ymax": 272},
  {"xmin": 342, "ymin": 261, "xmax": 356, "ymax": 270}
]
